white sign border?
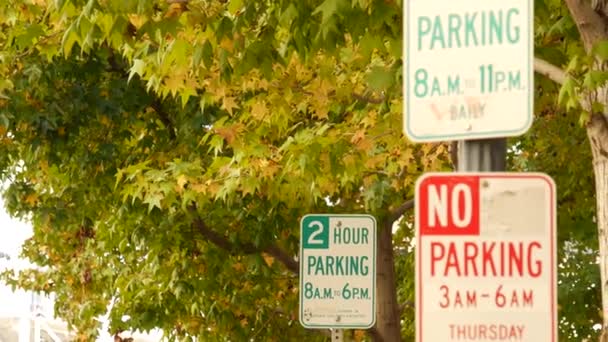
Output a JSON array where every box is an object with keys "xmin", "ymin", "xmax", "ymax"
[
  {"xmin": 414, "ymin": 172, "xmax": 557, "ymax": 342},
  {"xmin": 299, "ymin": 213, "xmax": 377, "ymax": 329},
  {"xmin": 403, "ymin": 0, "xmax": 534, "ymax": 142}
]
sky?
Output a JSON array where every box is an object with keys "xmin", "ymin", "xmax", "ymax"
[
  {"xmin": 0, "ymin": 196, "xmax": 41, "ymax": 318},
  {"xmin": 0, "ymin": 197, "xmax": 32, "ymax": 260}
]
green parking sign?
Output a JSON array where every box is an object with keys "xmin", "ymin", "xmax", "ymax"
[{"xmin": 299, "ymin": 214, "xmax": 376, "ymax": 329}]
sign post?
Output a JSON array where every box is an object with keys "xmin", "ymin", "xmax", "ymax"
[
  {"xmin": 299, "ymin": 214, "xmax": 376, "ymax": 330},
  {"xmin": 404, "ymin": 0, "xmax": 533, "ymax": 142},
  {"xmin": 415, "ymin": 173, "xmax": 557, "ymax": 341}
]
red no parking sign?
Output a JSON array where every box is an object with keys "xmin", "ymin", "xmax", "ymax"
[{"xmin": 415, "ymin": 173, "xmax": 557, "ymax": 342}]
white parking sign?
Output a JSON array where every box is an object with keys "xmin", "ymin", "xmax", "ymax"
[
  {"xmin": 415, "ymin": 173, "xmax": 557, "ymax": 341},
  {"xmin": 299, "ymin": 214, "xmax": 376, "ymax": 329},
  {"xmin": 404, "ymin": 0, "xmax": 533, "ymax": 141}
]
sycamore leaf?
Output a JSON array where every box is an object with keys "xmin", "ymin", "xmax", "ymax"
[
  {"xmin": 250, "ymin": 100, "xmax": 267, "ymax": 120},
  {"xmin": 222, "ymin": 96, "xmax": 239, "ymax": 115},
  {"xmin": 593, "ymin": 41, "xmax": 608, "ymax": 61},
  {"xmin": 144, "ymin": 191, "xmax": 163, "ymax": 212},
  {"xmin": 227, "ymin": 0, "xmax": 243, "ymax": 14},
  {"xmin": 366, "ymin": 66, "xmax": 394, "ymax": 90},
  {"xmin": 129, "ymin": 59, "xmax": 146, "ymax": 82},
  {"xmin": 313, "ymin": 0, "xmax": 346, "ymax": 23}
]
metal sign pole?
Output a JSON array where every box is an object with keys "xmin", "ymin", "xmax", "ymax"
[
  {"xmin": 457, "ymin": 138, "xmax": 506, "ymax": 172},
  {"xmin": 331, "ymin": 329, "xmax": 344, "ymax": 342}
]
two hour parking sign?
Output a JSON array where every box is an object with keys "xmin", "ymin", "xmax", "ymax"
[{"xmin": 299, "ymin": 214, "xmax": 376, "ymax": 329}]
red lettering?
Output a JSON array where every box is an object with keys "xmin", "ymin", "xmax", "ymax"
[
  {"xmin": 429, "ymin": 240, "xmax": 544, "ymax": 278},
  {"xmin": 482, "ymin": 242, "xmax": 497, "ymax": 276},
  {"xmin": 508, "ymin": 242, "xmax": 524, "ymax": 276},
  {"xmin": 430, "ymin": 242, "xmax": 445, "ymax": 276},
  {"xmin": 463, "ymin": 242, "xmax": 478, "ymax": 276},
  {"xmin": 528, "ymin": 241, "xmax": 542, "ymax": 277},
  {"xmin": 445, "ymin": 243, "xmax": 461, "ymax": 276}
]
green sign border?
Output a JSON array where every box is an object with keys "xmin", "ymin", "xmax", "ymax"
[
  {"xmin": 299, "ymin": 214, "xmax": 377, "ymax": 329},
  {"xmin": 404, "ymin": 0, "xmax": 534, "ymax": 142}
]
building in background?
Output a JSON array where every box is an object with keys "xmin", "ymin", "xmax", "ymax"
[{"xmin": 0, "ymin": 251, "xmax": 72, "ymax": 342}]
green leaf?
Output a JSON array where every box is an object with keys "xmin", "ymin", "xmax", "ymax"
[
  {"xmin": 313, "ymin": 0, "xmax": 346, "ymax": 23},
  {"xmin": 558, "ymin": 77, "xmax": 575, "ymax": 107},
  {"xmin": 366, "ymin": 66, "xmax": 394, "ymax": 90},
  {"xmin": 61, "ymin": 22, "xmax": 80, "ymax": 56},
  {"xmin": 593, "ymin": 41, "xmax": 608, "ymax": 61},
  {"xmin": 227, "ymin": 0, "xmax": 243, "ymax": 15}
]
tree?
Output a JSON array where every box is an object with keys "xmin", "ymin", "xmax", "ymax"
[
  {"xmin": 0, "ymin": 1, "xmax": 431, "ymax": 341},
  {"xmin": 0, "ymin": 0, "xmax": 606, "ymax": 341},
  {"xmin": 533, "ymin": 0, "xmax": 608, "ymax": 339}
]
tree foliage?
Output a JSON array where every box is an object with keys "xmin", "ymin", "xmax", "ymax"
[{"xmin": 0, "ymin": 0, "xmax": 440, "ymax": 340}]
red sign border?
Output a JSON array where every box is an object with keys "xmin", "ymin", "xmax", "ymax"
[{"xmin": 415, "ymin": 172, "xmax": 557, "ymax": 342}]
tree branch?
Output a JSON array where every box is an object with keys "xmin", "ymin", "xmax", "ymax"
[
  {"xmin": 265, "ymin": 245, "xmax": 299, "ymax": 274},
  {"xmin": 534, "ymin": 57, "xmax": 567, "ymax": 85},
  {"xmin": 387, "ymin": 199, "xmax": 414, "ymax": 224},
  {"xmin": 192, "ymin": 215, "xmax": 299, "ymax": 274},
  {"xmin": 150, "ymin": 98, "xmax": 177, "ymax": 140}
]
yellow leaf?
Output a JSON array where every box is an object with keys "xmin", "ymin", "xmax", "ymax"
[
  {"xmin": 356, "ymin": 137, "xmax": 373, "ymax": 151},
  {"xmin": 250, "ymin": 100, "xmax": 268, "ymax": 120},
  {"xmin": 312, "ymin": 103, "xmax": 329, "ymax": 120},
  {"xmin": 164, "ymin": 73, "xmax": 185, "ymax": 96},
  {"xmin": 350, "ymin": 129, "xmax": 366, "ymax": 144},
  {"xmin": 191, "ymin": 182, "xmax": 206, "ymax": 193},
  {"xmin": 215, "ymin": 123, "xmax": 244, "ymax": 144},
  {"xmin": 222, "ymin": 96, "xmax": 239, "ymax": 115},
  {"xmin": 362, "ymin": 110, "xmax": 377, "ymax": 127},
  {"xmin": 262, "ymin": 253, "xmax": 275, "ymax": 267},
  {"xmin": 176, "ymin": 175, "xmax": 188, "ymax": 193},
  {"xmin": 240, "ymin": 318, "xmax": 248, "ymax": 327},
  {"xmin": 354, "ymin": 330, "xmax": 366, "ymax": 341},
  {"xmin": 99, "ymin": 115, "xmax": 111, "ymax": 127},
  {"xmin": 39, "ymin": 160, "xmax": 48, "ymax": 172},
  {"xmin": 25, "ymin": 193, "xmax": 38, "ymax": 206},
  {"xmin": 165, "ymin": 3, "xmax": 187, "ymax": 18},
  {"xmin": 232, "ymin": 262, "xmax": 245, "ymax": 272},
  {"xmin": 220, "ymin": 37, "xmax": 234, "ymax": 53},
  {"xmin": 342, "ymin": 154, "xmax": 356, "ymax": 168},
  {"xmin": 363, "ymin": 175, "xmax": 377, "ymax": 187},
  {"xmin": 365, "ymin": 154, "xmax": 386, "ymax": 169},
  {"xmin": 128, "ymin": 14, "xmax": 148, "ymax": 29}
]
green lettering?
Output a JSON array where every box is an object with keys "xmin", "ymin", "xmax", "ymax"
[
  {"xmin": 418, "ymin": 16, "xmax": 432, "ymax": 51},
  {"xmin": 489, "ymin": 10, "xmax": 503, "ymax": 45},
  {"xmin": 448, "ymin": 14, "xmax": 462, "ymax": 48},
  {"xmin": 336, "ymin": 256, "xmax": 344, "ymax": 275},
  {"xmin": 333, "ymin": 227, "xmax": 341, "ymax": 244},
  {"xmin": 430, "ymin": 16, "xmax": 446, "ymax": 50},
  {"xmin": 361, "ymin": 228, "xmax": 369, "ymax": 244},
  {"xmin": 464, "ymin": 13, "xmax": 478, "ymax": 46},
  {"xmin": 307, "ymin": 256, "xmax": 316, "ymax": 275},
  {"xmin": 349, "ymin": 256, "xmax": 359, "ymax": 276},
  {"xmin": 361, "ymin": 256, "xmax": 369, "ymax": 276},
  {"xmin": 314, "ymin": 256, "xmax": 324, "ymax": 275},
  {"xmin": 506, "ymin": 8, "xmax": 520, "ymax": 43}
]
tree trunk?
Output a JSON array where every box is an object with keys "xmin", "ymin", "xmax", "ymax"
[
  {"xmin": 374, "ymin": 220, "xmax": 401, "ymax": 342},
  {"xmin": 587, "ymin": 114, "xmax": 608, "ymax": 340},
  {"xmin": 562, "ymin": 2, "xmax": 608, "ymax": 338}
]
